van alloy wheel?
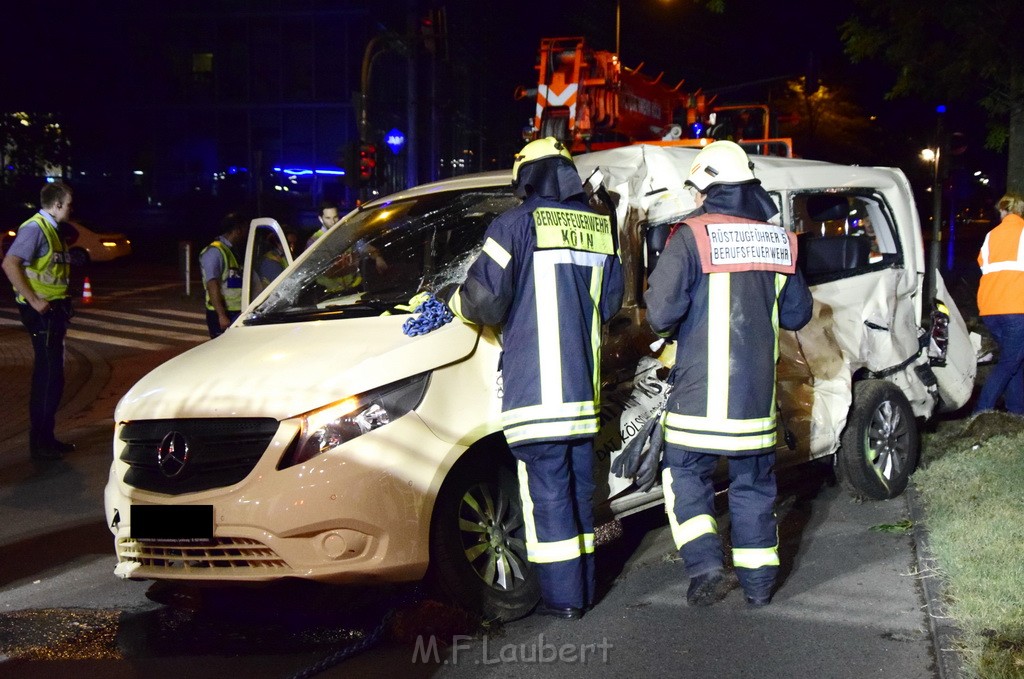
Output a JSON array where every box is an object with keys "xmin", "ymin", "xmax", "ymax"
[
  {"xmin": 458, "ymin": 481, "xmax": 531, "ymax": 590},
  {"xmin": 428, "ymin": 452, "xmax": 540, "ymax": 621},
  {"xmin": 836, "ymin": 379, "xmax": 919, "ymax": 500}
]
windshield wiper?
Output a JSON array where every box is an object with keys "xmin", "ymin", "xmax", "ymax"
[{"xmin": 244, "ymin": 303, "xmax": 391, "ymax": 326}]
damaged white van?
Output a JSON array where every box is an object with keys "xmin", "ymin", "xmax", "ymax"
[{"xmin": 104, "ymin": 144, "xmax": 976, "ymax": 621}]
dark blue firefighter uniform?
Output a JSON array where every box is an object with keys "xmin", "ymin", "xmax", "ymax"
[
  {"xmin": 445, "ymin": 185, "xmax": 623, "ymax": 610},
  {"xmin": 645, "ymin": 211, "xmax": 812, "ymax": 600}
]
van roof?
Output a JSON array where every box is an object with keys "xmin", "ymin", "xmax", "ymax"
[{"xmin": 361, "ymin": 143, "xmax": 906, "ymax": 210}]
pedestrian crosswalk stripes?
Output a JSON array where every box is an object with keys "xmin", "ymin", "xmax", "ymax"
[
  {"xmin": 84, "ymin": 309, "xmax": 208, "ymax": 331},
  {"xmin": 68, "ymin": 328, "xmax": 169, "ymax": 351},
  {"xmin": 71, "ymin": 315, "xmax": 205, "ymax": 343},
  {"xmin": 0, "ymin": 307, "xmax": 207, "ymax": 350}
]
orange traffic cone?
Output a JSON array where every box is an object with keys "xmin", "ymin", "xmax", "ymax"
[{"xmin": 82, "ymin": 277, "xmax": 94, "ymax": 304}]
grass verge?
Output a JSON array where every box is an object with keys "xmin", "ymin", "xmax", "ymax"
[{"xmin": 916, "ymin": 411, "xmax": 1024, "ymax": 678}]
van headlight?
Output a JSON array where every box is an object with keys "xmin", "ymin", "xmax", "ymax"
[{"xmin": 280, "ymin": 372, "xmax": 431, "ymax": 469}]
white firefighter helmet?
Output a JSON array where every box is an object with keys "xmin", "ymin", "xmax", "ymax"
[{"xmin": 685, "ymin": 140, "xmax": 757, "ymax": 193}]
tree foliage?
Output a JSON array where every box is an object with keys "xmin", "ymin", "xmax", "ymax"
[
  {"xmin": 0, "ymin": 112, "xmax": 71, "ymax": 189},
  {"xmin": 842, "ymin": 0, "xmax": 1024, "ymax": 192},
  {"xmin": 774, "ymin": 78, "xmax": 874, "ymax": 165}
]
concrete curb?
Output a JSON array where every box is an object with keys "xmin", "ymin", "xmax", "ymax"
[{"xmin": 907, "ymin": 484, "xmax": 963, "ymax": 679}]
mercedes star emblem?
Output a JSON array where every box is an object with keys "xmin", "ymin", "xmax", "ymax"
[{"xmin": 157, "ymin": 431, "xmax": 190, "ymax": 478}]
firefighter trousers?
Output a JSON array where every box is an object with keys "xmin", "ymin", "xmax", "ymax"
[
  {"xmin": 513, "ymin": 439, "xmax": 596, "ymax": 610},
  {"xmin": 663, "ymin": 446, "xmax": 779, "ymax": 597}
]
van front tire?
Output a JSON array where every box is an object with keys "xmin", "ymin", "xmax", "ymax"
[
  {"xmin": 428, "ymin": 451, "xmax": 540, "ymax": 622},
  {"xmin": 837, "ymin": 380, "xmax": 919, "ymax": 500}
]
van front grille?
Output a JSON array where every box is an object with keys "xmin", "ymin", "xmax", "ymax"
[{"xmin": 119, "ymin": 418, "xmax": 281, "ymax": 495}]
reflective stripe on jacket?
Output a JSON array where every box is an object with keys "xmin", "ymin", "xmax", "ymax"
[
  {"xmin": 978, "ymin": 213, "xmax": 1024, "ymax": 316},
  {"xmin": 644, "ymin": 213, "xmax": 813, "ymax": 457},
  {"xmin": 201, "ymin": 240, "xmax": 243, "ymax": 311},
  {"xmin": 14, "ymin": 213, "xmax": 70, "ymax": 303},
  {"xmin": 447, "ymin": 195, "xmax": 624, "ymax": 446}
]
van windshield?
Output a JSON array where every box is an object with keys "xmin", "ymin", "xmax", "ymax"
[{"xmin": 245, "ymin": 187, "xmax": 519, "ymax": 324}]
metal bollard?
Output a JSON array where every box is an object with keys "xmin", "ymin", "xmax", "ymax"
[{"xmin": 179, "ymin": 241, "xmax": 192, "ymax": 296}]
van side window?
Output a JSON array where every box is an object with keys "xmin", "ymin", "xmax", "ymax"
[{"xmin": 791, "ymin": 192, "xmax": 899, "ymax": 284}]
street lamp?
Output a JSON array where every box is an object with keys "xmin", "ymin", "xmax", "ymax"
[{"xmin": 924, "ymin": 105, "xmax": 945, "ymax": 308}]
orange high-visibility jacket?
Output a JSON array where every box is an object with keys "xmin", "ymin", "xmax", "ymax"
[{"xmin": 978, "ymin": 213, "xmax": 1024, "ymax": 315}]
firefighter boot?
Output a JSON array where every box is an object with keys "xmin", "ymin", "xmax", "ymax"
[
  {"xmin": 739, "ymin": 565, "xmax": 778, "ymax": 608},
  {"xmin": 686, "ymin": 568, "xmax": 737, "ymax": 607}
]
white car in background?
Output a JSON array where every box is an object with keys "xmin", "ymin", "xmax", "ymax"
[
  {"xmin": 103, "ymin": 144, "xmax": 976, "ymax": 621},
  {"xmin": 2, "ymin": 219, "xmax": 132, "ymax": 266},
  {"xmin": 61, "ymin": 220, "xmax": 132, "ymax": 265}
]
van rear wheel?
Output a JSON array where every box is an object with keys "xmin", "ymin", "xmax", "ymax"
[
  {"xmin": 428, "ymin": 453, "xmax": 540, "ymax": 621},
  {"xmin": 837, "ymin": 380, "xmax": 919, "ymax": 500}
]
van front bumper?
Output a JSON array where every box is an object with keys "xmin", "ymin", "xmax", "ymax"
[{"xmin": 104, "ymin": 413, "xmax": 456, "ymax": 584}]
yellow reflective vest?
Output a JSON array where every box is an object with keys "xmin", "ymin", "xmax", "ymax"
[
  {"xmin": 13, "ymin": 213, "xmax": 70, "ymax": 304},
  {"xmin": 201, "ymin": 240, "xmax": 243, "ymax": 311}
]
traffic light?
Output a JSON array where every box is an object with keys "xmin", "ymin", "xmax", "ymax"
[{"xmin": 359, "ymin": 142, "xmax": 377, "ymax": 182}]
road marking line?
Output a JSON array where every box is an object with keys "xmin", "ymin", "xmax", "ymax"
[
  {"xmin": 155, "ymin": 309, "xmax": 208, "ymax": 320},
  {"xmin": 67, "ymin": 328, "xmax": 168, "ymax": 350},
  {"xmin": 103, "ymin": 283, "xmax": 185, "ymax": 299}
]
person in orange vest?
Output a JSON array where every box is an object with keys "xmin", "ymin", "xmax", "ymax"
[
  {"xmin": 975, "ymin": 192, "xmax": 1024, "ymax": 413},
  {"xmin": 1, "ymin": 181, "xmax": 76, "ymax": 461}
]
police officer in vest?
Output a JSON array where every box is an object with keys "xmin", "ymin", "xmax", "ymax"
[
  {"xmin": 645, "ymin": 141, "xmax": 813, "ymax": 607},
  {"xmin": 2, "ymin": 181, "xmax": 76, "ymax": 461},
  {"xmin": 441, "ymin": 137, "xmax": 624, "ymax": 619},
  {"xmin": 305, "ymin": 199, "xmax": 341, "ymax": 251},
  {"xmin": 257, "ymin": 230, "xmax": 289, "ymax": 288},
  {"xmin": 200, "ymin": 211, "xmax": 247, "ymax": 338}
]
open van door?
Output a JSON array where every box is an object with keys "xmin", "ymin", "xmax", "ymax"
[{"xmin": 241, "ymin": 218, "xmax": 294, "ymax": 309}]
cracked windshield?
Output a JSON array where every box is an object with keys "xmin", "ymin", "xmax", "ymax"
[{"xmin": 246, "ymin": 188, "xmax": 519, "ymax": 323}]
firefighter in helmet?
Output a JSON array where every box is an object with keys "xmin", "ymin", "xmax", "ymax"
[
  {"xmin": 441, "ymin": 137, "xmax": 624, "ymax": 618},
  {"xmin": 644, "ymin": 140, "xmax": 813, "ymax": 607}
]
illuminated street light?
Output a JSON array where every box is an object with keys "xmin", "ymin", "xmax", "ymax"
[{"xmin": 920, "ymin": 148, "xmax": 936, "ymax": 163}]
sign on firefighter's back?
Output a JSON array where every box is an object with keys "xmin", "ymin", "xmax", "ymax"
[
  {"xmin": 691, "ymin": 222, "xmax": 796, "ymax": 274},
  {"xmin": 533, "ymin": 207, "xmax": 614, "ymax": 255}
]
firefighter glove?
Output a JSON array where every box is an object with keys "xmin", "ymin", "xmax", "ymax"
[
  {"xmin": 612, "ymin": 413, "xmax": 660, "ymax": 483},
  {"xmin": 634, "ymin": 412, "xmax": 665, "ymax": 492}
]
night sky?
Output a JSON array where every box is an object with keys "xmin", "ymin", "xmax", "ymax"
[
  {"xmin": 0, "ymin": 1, "xmax": 999, "ymax": 185},
  {"xmin": 1, "ymin": 1, "xmax": 871, "ymax": 114}
]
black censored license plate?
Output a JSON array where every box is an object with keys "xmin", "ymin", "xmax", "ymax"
[{"xmin": 131, "ymin": 505, "xmax": 214, "ymax": 544}]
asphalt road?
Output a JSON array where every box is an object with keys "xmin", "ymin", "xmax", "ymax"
[{"xmin": 0, "ymin": 256, "xmax": 956, "ymax": 678}]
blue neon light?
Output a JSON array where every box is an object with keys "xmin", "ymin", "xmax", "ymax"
[{"xmin": 271, "ymin": 166, "xmax": 345, "ymax": 176}]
